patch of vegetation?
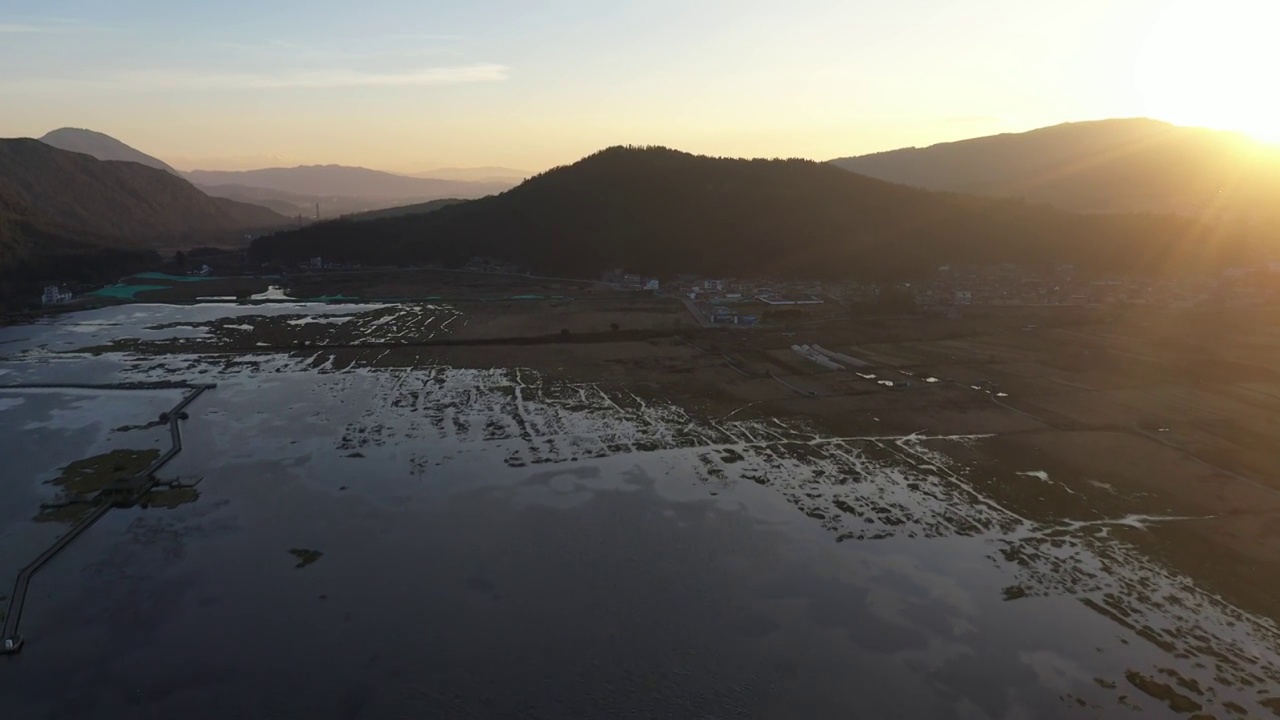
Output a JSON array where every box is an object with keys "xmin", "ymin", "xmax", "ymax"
[
  {"xmin": 1002, "ymin": 585, "xmax": 1029, "ymax": 601},
  {"xmin": 288, "ymin": 548, "xmax": 323, "ymax": 569},
  {"xmin": 138, "ymin": 486, "xmax": 200, "ymax": 510},
  {"xmin": 35, "ymin": 449, "xmax": 161, "ymax": 523}
]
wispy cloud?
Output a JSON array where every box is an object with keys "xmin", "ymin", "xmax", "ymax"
[
  {"xmin": 4, "ymin": 63, "xmax": 510, "ymax": 92},
  {"xmin": 0, "ymin": 19, "xmax": 103, "ymax": 34},
  {"xmin": 0, "ymin": 23, "xmax": 57, "ymax": 33}
]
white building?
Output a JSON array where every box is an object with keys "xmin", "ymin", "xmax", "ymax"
[
  {"xmin": 703, "ymin": 279, "xmax": 724, "ymax": 292},
  {"xmin": 42, "ymin": 285, "xmax": 73, "ymax": 306},
  {"xmin": 643, "ymin": 279, "xmax": 660, "ymax": 291}
]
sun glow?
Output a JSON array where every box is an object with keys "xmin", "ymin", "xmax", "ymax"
[{"xmin": 1136, "ymin": 0, "xmax": 1280, "ymax": 144}]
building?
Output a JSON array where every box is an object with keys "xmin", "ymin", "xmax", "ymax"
[
  {"xmin": 41, "ymin": 285, "xmax": 73, "ymax": 306},
  {"xmin": 643, "ymin": 279, "xmax": 660, "ymax": 291},
  {"xmin": 703, "ymin": 279, "xmax": 724, "ymax": 292}
]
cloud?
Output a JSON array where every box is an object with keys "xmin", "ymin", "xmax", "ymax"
[{"xmin": 5, "ymin": 63, "xmax": 510, "ymax": 92}]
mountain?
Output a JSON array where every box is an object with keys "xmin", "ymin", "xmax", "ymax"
[
  {"xmin": 831, "ymin": 119, "xmax": 1280, "ymax": 215},
  {"xmin": 252, "ymin": 146, "xmax": 1271, "ymax": 279},
  {"xmin": 0, "ymin": 139, "xmax": 290, "ymax": 285},
  {"xmin": 39, "ymin": 127, "xmax": 179, "ymax": 175},
  {"xmin": 411, "ymin": 167, "xmax": 528, "ymax": 182},
  {"xmin": 185, "ymin": 165, "xmax": 515, "ymax": 201}
]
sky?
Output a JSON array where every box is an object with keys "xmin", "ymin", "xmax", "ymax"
[{"xmin": 2, "ymin": 0, "xmax": 1276, "ymax": 173}]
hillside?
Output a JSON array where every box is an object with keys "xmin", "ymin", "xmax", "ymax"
[
  {"xmin": 185, "ymin": 165, "xmax": 514, "ymax": 201},
  {"xmin": 0, "ymin": 139, "xmax": 286, "ymax": 244},
  {"xmin": 341, "ymin": 198, "xmax": 465, "ymax": 221},
  {"xmin": 831, "ymin": 119, "xmax": 1280, "ymax": 215},
  {"xmin": 39, "ymin": 127, "xmax": 179, "ymax": 174},
  {"xmin": 0, "ymin": 139, "xmax": 290, "ymax": 290},
  {"xmin": 0, "ymin": 191, "xmax": 159, "ymax": 292},
  {"xmin": 252, "ymin": 146, "xmax": 1274, "ymax": 279}
]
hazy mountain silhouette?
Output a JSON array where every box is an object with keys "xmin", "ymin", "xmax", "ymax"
[
  {"xmin": 254, "ymin": 146, "xmax": 1266, "ymax": 278},
  {"xmin": 1, "ymin": 139, "xmax": 289, "ymax": 282},
  {"xmin": 411, "ymin": 167, "xmax": 528, "ymax": 182},
  {"xmin": 39, "ymin": 127, "xmax": 179, "ymax": 175},
  {"xmin": 194, "ymin": 183, "xmax": 431, "ymax": 219},
  {"xmin": 185, "ymin": 165, "xmax": 515, "ymax": 201},
  {"xmin": 831, "ymin": 119, "xmax": 1280, "ymax": 215}
]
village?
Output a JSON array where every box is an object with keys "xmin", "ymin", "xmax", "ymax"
[{"xmin": 31, "ymin": 252, "xmax": 1280, "ymax": 326}]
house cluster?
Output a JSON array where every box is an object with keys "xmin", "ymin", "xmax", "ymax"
[
  {"xmin": 670, "ymin": 276, "xmax": 825, "ymax": 304},
  {"xmin": 41, "ymin": 285, "xmax": 73, "ymax": 306},
  {"xmin": 601, "ymin": 269, "xmax": 660, "ymax": 291},
  {"xmin": 293, "ymin": 256, "xmax": 356, "ymax": 272}
]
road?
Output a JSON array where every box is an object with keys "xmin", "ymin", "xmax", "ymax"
[{"xmin": 679, "ymin": 295, "xmax": 714, "ymax": 328}]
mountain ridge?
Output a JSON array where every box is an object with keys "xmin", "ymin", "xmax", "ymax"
[
  {"xmin": 831, "ymin": 118, "xmax": 1280, "ymax": 215},
  {"xmin": 39, "ymin": 127, "xmax": 179, "ymax": 175},
  {"xmin": 253, "ymin": 145, "xmax": 1268, "ymax": 279}
]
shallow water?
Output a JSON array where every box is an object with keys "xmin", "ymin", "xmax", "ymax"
[{"xmin": 2, "ymin": 303, "xmax": 1278, "ymax": 718}]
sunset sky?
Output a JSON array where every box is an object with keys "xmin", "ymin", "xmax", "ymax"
[{"xmin": 2, "ymin": 0, "xmax": 1275, "ymax": 173}]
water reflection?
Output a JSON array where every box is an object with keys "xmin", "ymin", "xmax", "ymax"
[{"xmin": 0, "ymin": 304, "xmax": 1278, "ymax": 717}]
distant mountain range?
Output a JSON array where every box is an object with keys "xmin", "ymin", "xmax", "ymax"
[
  {"xmin": 185, "ymin": 165, "xmax": 515, "ymax": 201},
  {"xmin": 0, "ymin": 139, "xmax": 289, "ymax": 285},
  {"xmin": 831, "ymin": 119, "xmax": 1280, "ymax": 216},
  {"xmin": 253, "ymin": 146, "xmax": 1268, "ymax": 278},
  {"xmin": 39, "ymin": 127, "xmax": 179, "ymax": 175},
  {"xmin": 33, "ymin": 128, "xmax": 521, "ymax": 219}
]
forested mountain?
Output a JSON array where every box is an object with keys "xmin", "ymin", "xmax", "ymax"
[
  {"xmin": 831, "ymin": 119, "xmax": 1280, "ymax": 215},
  {"xmin": 253, "ymin": 146, "xmax": 1275, "ymax": 279},
  {"xmin": 0, "ymin": 139, "xmax": 289, "ymax": 286},
  {"xmin": 39, "ymin": 127, "xmax": 179, "ymax": 174}
]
